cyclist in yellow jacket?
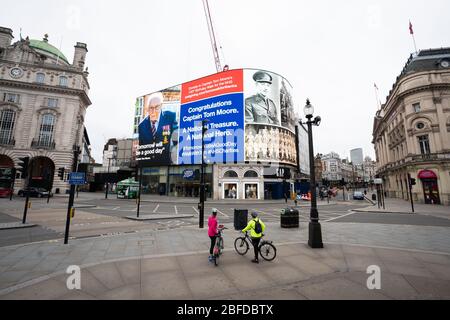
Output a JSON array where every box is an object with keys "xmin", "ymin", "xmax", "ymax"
[{"xmin": 242, "ymin": 211, "xmax": 266, "ymax": 263}]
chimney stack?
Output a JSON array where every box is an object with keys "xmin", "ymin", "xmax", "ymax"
[{"xmin": 73, "ymin": 42, "xmax": 88, "ymax": 70}]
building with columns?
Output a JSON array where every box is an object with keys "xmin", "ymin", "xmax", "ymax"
[
  {"xmin": 0, "ymin": 26, "xmax": 91, "ymax": 194},
  {"xmin": 372, "ymin": 48, "xmax": 450, "ymax": 205}
]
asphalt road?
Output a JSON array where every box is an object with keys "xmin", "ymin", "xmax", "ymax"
[{"xmin": 1, "ymin": 194, "xmax": 449, "ymax": 247}]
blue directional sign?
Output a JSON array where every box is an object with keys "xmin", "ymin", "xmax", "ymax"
[{"xmin": 69, "ymin": 172, "xmax": 86, "ymax": 185}]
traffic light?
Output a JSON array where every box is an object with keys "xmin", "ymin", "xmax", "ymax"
[
  {"xmin": 18, "ymin": 157, "xmax": 29, "ymax": 179},
  {"xmin": 58, "ymin": 167, "xmax": 65, "ymax": 181}
]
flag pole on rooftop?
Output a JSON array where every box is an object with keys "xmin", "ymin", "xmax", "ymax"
[{"xmin": 409, "ymin": 20, "xmax": 418, "ymax": 54}]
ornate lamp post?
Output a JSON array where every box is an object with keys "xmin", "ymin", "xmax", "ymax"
[{"xmin": 301, "ymin": 99, "xmax": 323, "ymax": 248}]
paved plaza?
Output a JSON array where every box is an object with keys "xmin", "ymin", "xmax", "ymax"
[{"xmin": 0, "ymin": 194, "xmax": 449, "ymax": 300}]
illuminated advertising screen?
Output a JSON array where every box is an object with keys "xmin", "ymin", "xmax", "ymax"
[{"xmin": 136, "ymin": 69, "xmax": 298, "ymax": 167}]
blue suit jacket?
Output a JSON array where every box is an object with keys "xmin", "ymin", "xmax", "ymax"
[{"xmin": 138, "ymin": 111, "xmax": 177, "ymax": 164}]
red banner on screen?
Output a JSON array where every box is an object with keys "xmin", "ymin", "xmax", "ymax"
[{"xmin": 181, "ymin": 69, "xmax": 243, "ymax": 104}]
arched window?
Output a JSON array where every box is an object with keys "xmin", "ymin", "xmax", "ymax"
[
  {"xmin": 244, "ymin": 170, "xmax": 258, "ymax": 178},
  {"xmin": 38, "ymin": 114, "xmax": 55, "ymax": 147},
  {"xmin": 0, "ymin": 109, "xmax": 16, "ymax": 145},
  {"xmin": 223, "ymin": 170, "xmax": 238, "ymax": 178}
]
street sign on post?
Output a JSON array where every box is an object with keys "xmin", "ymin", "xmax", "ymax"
[
  {"xmin": 374, "ymin": 178, "xmax": 383, "ymax": 185},
  {"xmin": 69, "ymin": 172, "xmax": 85, "ymax": 185}
]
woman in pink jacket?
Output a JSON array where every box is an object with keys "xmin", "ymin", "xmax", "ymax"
[{"xmin": 208, "ymin": 208, "xmax": 218, "ymax": 262}]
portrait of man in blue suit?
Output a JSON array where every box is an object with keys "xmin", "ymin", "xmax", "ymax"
[{"xmin": 138, "ymin": 92, "xmax": 178, "ymax": 165}]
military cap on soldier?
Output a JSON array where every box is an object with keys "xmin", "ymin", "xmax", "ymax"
[{"xmin": 253, "ymin": 71, "xmax": 272, "ymax": 84}]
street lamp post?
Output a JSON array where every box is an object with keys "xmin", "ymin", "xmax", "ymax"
[{"xmin": 301, "ymin": 99, "xmax": 323, "ymax": 249}]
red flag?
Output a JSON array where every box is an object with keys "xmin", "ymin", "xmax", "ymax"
[{"xmin": 409, "ymin": 21, "xmax": 414, "ymax": 35}]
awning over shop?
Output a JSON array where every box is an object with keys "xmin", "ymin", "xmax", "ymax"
[{"xmin": 418, "ymin": 170, "xmax": 437, "ymax": 179}]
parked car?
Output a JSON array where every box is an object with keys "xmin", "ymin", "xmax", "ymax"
[
  {"xmin": 353, "ymin": 191, "xmax": 365, "ymax": 200},
  {"xmin": 18, "ymin": 187, "xmax": 52, "ymax": 198},
  {"xmin": 0, "ymin": 187, "xmax": 12, "ymax": 198}
]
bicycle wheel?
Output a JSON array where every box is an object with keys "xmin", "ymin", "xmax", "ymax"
[
  {"xmin": 234, "ymin": 237, "xmax": 249, "ymax": 255},
  {"xmin": 217, "ymin": 238, "xmax": 224, "ymax": 256},
  {"xmin": 259, "ymin": 242, "xmax": 277, "ymax": 261}
]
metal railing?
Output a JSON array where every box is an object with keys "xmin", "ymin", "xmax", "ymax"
[{"xmin": 376, "ymin": 152, "xmax": 450, "ymax": 174}]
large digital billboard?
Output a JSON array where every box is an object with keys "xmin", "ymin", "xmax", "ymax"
[{"xmin": 135, "ymin": 69, "xmax": 298, "ymax": 167}]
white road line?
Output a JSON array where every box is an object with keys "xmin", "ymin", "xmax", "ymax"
[
  {"xmin": 153, "ymin": 204, "xmax": 160, "ymax": 213},
  {"xmin": 255, "ymin": 209, "xmax": 279, "ymax": 218},
  {"xmin": 216, "ymin": 209, "xmax": 229, "ymax": 218},
  {"xmin": 192, "ymin": 206, "xmax": 199, "ymax": 215},
  {"xmin": 324, "ymin": 211, "xmax": 357, "ymax": 222},
  {"xmin": 174, "ymin": 205, "xmax": 178, "ymax": 214}
]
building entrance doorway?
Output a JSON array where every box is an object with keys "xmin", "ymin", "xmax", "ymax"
[{"xmin": 422, "ymin": 179, "xmax": 440, "ymax": 205}]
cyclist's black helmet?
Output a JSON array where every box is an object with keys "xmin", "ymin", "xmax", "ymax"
[{"xmin": 251, "ymin": 211, "xmax": 258, "ymax": 218}]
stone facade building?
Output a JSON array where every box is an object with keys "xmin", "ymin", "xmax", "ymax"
[
  {"xmin": 373, "ymin": 48, "xmax": 450, "ymax": 205},
  {"xmin": 0, "ymin": 27, "xmax": 91, "ymax": 193}
]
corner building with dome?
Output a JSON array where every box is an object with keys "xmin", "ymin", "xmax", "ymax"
[{"xmin": 0, "ymin": 26, "xmax": 92, "ymax": 194}]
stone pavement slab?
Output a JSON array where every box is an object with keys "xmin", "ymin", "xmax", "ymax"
[
  {"xmin": 1, "ymin": 216, "xmax": 450, "ymax": 299},
  {"xmin": 0, "ymin": 223, "xmax": 36, "ymax": 230},
  {"xmin": 1, "ymin": 243, "xmax": 449, "ymax": 300},
  {"xmin": 355, "ymin": 197, "xmax": 450, "ymax": 218}
]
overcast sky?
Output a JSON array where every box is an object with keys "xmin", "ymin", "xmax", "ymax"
[{"xmin": 2, "ymin": 0, "xmax": 449, "ymax": 163}]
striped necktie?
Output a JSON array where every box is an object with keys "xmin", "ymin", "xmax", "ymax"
[{"xmin": 151, "ymin": 121, "xmax": 156, "ymax": 136}]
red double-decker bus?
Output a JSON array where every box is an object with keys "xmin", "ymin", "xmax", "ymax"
[{"xmin": 0, "ymin": 167, "xmax": 15, "ymax": 197}]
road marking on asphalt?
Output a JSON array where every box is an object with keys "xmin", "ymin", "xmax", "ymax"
[
  {"xmin": 255, "ymin": 209, "xmax": 279, "ymax": 218},
  {"xmin": 216, "ymin": 209, "xmax": 229, "ymax": 218},
  {"xmin": 153, "ymin": 204, "xmax": 160, "ymax": 213},
  {"xmin": 192, "ymin": 206, "xmax": 199, "ymax": 215},
  {"xmin": 324, "ymin": 211, "xmax": 357, "ymax": 222},
  {"xmin": 174, "ymin": 205, "xmax": 178, "ymax": 214}
]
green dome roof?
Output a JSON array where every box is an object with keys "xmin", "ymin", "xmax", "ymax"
[{"xmin": 29, "ymin": 39, "xmax": 69, "ymax": 64}]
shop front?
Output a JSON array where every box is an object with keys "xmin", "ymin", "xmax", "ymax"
[
  {"xmin": 141, "ymin": 166, "xmax": 213, "ymax": 198},
  {"xmin": 168, "ymin": 166, "xmax": 213, "ymax": 198},
  {"xmin": 263, "ymin": 166, "xmax": 294, "ymax": 200},
  {"xmin": 142, "ymin": 167, "xmax": 168, "ymax": 195},
  {"xmin": 418, "ymin": 169, "xmax": 440, "ymax": 205}
]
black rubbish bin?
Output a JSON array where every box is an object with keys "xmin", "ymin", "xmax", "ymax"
[
  {"xmin": 281, "ymin": 207, "xmax": 299, "ymax": 228},
  {"xmin": 372, "ymin": 194, "xmax": 376, "ymax": 201},
  {"xmin": 55, "ymin": 188, "xmax": 60, "ymax": 194},
  {"xmin": 234, "ymin": 209, "xmax": 248, "ymax": 230}
]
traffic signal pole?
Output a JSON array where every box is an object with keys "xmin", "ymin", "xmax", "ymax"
[
  {"xmin": 18, "ymin": 157, "xmax": 30, "ymax": 224},
  {"xmin": 137, "ymin": 166, "xmax": 142, "ymax": 218},
  {"xmin": 408, "ymin": 174, "xmax": 415, "ymax": 213},
  {"xmin": 22, "ymin": 193, "xmax": 30, "ymax": 224},
  {"xmin": 64, "ymin": 147, "xmax": 80, "ymax": 244}
]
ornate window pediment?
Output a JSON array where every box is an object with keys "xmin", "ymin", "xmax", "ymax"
[
  {"xmin": 0, "ymin": 102, "xmax": 22, "ymax": 114},
  {"xmin": 36, "ymin": 106, "xmax": 60, "ymax": 117}
]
